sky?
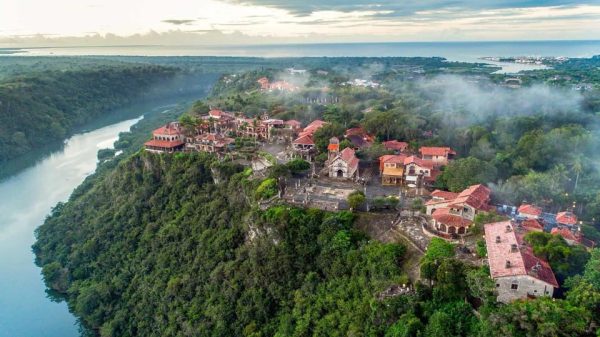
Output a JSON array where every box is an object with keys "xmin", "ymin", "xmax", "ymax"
[{"xmin": 1, "ymin": 0, "xmax": 600, "ymax": 47}]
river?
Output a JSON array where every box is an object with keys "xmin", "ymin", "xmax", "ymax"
[{"xmin": 0, "ymin": 116, "xmax": 147, "ymax": 337}]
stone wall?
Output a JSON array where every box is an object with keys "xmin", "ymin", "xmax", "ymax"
[{"xmin": 495, "ymin": 275, "xmax": 554, "ymax": 303}]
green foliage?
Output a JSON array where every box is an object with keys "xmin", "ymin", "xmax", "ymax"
[
  {"xmin": 285, "ymin": 158, "xmax": 310, "ymax": 173},
  {"xmin": 0, "ymin": 64, "xmax": 178, "ymax": 163},
  {"xmin": 347, "ymin": 190, "xmax": 366, "ymax": 211},
  {"xmin": 524, "ymin": 231, "xmax": 591, "ymax": 283},
  {"xmin": 386, "ymin": 312, "xmax": 424, "ymax": 337},
  {"xmin": 437, "ymin": 157, "xmax": 498, "ymax": 192},
  {"xmin": 255, "ymin": 178, "xmax": 278, "ymax": 199}
]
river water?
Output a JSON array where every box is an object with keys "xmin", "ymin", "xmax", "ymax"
[{"xmin": 0, "ymin": 116, "xmax": 144, "ymax": 337}]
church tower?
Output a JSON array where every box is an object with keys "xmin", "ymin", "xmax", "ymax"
[{"xmin": 328, "ymin": 137, "xmax": 340, "ymax": 162}]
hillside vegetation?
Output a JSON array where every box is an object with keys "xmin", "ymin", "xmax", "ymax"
[
  {"xmin": 34, "ymin": 152, "xmax": 600, "ymax": 337},
  {"xmin": 0, "ymin": 64, "xmax": 177, "ymax": 163}
]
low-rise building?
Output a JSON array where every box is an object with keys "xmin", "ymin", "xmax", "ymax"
[
  {"xmin": 144, "ymin": 122, "xmax": 185, "ymax": 153},
  {"xmin": 404, "ymin": 156, "xmax": 437, "ymax": 187},
  {"xmin": 426, "ymin": 184, "xmax": 492, "ymax": 236},
  {"xmin": 379, "ymin": 154, "xmax": 407, "ymax": 186},
  {"xmin": 419, "ymin": 146, "xmax": 456, "ymax": 165},
  {"xmin": 383, "ymin": 140, "xmax": 409, "ymax": 153},
  {"xmin": 484, "ymin": 221, "xmax": 558, "ymax": 303},
  {"xmin": 518, "ymin": 204, "xmax": 543, "ymax": 219},
  {"xmin": 556, "ymin": 211, "xmax": 578, "ymax": 226},
  {"xmin": 328, "ymin": 147, "xmax": 359, "ymax": 179}
]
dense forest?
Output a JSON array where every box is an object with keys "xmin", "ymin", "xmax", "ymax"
[
  {"xmin": 33, "ymin": 152, "xmax": 600, "ymax": 337},
  {"xmin": 0, "ymin": 63, "xmax": 183, "ymax": 163}
]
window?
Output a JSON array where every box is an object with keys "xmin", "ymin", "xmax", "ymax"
[
  {"xmin": 496, "ymin": 284, "xmax": 500, "ymax": 287},
  {"xmin": 511, "ymin": 283, "xmax": 518, "ymax": 290}
]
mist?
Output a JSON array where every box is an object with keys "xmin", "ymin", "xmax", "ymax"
[{"xmin": 417, "ymin": 75, "xmax": 586, "ymax": 127}]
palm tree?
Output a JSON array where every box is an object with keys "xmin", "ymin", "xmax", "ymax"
[{"xmin": 571, "ymin": 155, "xmax": 584, "ymax": 192}]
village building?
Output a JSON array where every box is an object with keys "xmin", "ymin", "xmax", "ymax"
[
  {"xmin": 379, "ymin": 154, "xmax": 407, "ymax": 186},
  {"xmin": 551, "ymin": 227, "xmax": 584, "ymax": 246},
  {"xmin": 257, "ymin": 77, "xmax": 299, "ymax": 92},
  {"xmin": 484, "ymin": 221, "xmax": 558, "ymax": 303},
  {"xmin": 344, "ymin": 127, "xmax": 374, "ymax": 149},
  {"xmin": 521, "ymin": 218, "xmax": 544, "ymax": 232},
  {"xmin": 291, "ymin": 120, "xmax": 328, "ymax": 161},
  {"xmin": 419, "ymin": 146, "xmax": 456, "ymax": 165},
  {"xmin": 426, "ymin": 184, "xmax": 492, "ymax": 236},
  {"xmin": 144, "ymin": 122, "xmax": 185, "ymax": 153},
  {"xmin": 328, "ymin": 141, "xmax": 359, "ymax": 179},
  {"xmin": 188, "ymin": 133, "xmax": 234, "ymax": 154},
  {"xmin": 383, "ymin": 140, "xmax": 409, "ymax": 153},
  {"xmin": 404, "ymin": 156, "xmax": 437, "ymax": 187},
  {"xmin": 292, "ymin": 134, "xmax": 317, "ymax": 161},
  {"xmin": 556, "ymin": 211, "xmax": 578, "ymax": 226},
  {"xmin": 518, "ymin": 204, "xmax": 543, "ymax": 219}
]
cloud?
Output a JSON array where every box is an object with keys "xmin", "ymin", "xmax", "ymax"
[
  {"xmin": 161, "ymin": 19, "xmax": 196, "ymax": 25},
  {"xmin": 226, "ymin": 0, "xmax": 587, "ymax": 17}
]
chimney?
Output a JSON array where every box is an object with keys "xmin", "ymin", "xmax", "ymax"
[
  {"xmin": 510, "ymin": 244, "xmax": 518, "ymax": 253},
  {"xmin": 496, "ymin": 236, "xmax": 501, "ymax": 243},
  {"xmin": 505, "ymin": 260, "xmax": 511, "ymax": 268},
  {"xmin": 506, "ymin": 224, "xmax": 512, "ymax": 232}
]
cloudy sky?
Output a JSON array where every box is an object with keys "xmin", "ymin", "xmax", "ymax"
[{"xmin": 1, "ymin": 0, "xmax": 599, "ymax": 46}]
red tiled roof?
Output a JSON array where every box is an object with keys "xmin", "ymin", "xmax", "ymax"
[
  {"xmin": 448, "ymin": 184, "xmax": 491, "ymax": 211},
  {"xmin": 484, "ymin": 221, "xmax": 558, "ymax": 288},
  {"xmin": 299, "ymin": 120, "xmax": 328, "ymax": 137},
  {"xmin": 419, "ymin": 146, "xmax": 456, "ymax": 157},
  {"xmin": 518, "ymin": 204, "xmax": 542, "ymax": 217},
  {"xmin": 345, "ymin": 127, "xmax": 367, "ymax": 137},
  {"xmin": 144, "ymin": 139, "xmax": 185, "ymax": 148},
  {"xmin": 285, "ymin": 119, "xmax": 302, "ymax": 127},
  {"xmin": 292, "ymin": 134, "xmax": 315, "ymax": 146},
  {"xmin": 404, "ymin": 156, "xmax": 435, "ymax": 169},
  {"xmin": 328, "ymin": 143, "xmax": 339, "ymax": 151},
  {"xmin": 431, "ymin": 190, "xmax": 459, "ymax": 200},
  {"xmin": 522, "ymin": 219, "xmax": 544, "ymax": 232},
  {"xmin": 340, "ymin": 147, "xmax": 359, "ymax": 168},
  {"xmin": 556, "ymin": 211, "xmax": 577, "ymax": 225},
  {"xmin": 153, "ymin": 123, "xmax": 182, "ymax": 136},
  {"xmin": 209, "ymin": 109, "xmax": 223, "ymax": 117},
  {"xmin": 383, "ymin": 140, "xmax": 409, "ymax": 151},
  {"xmin": 379, "ymin": 154, "xmax": 407, "ymax": 171},
  {"xmin": 432, "ymin": 208, "xmax": 473, "ymax": 227},
  {"xmin": 551, "ymin": 227, "xmax": 581, "ymax": 242}
]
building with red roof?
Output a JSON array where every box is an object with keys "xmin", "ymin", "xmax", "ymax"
[
  {"xmin": 404, "ymin": 156, "xmax": 437, "ymax": 187},
  {"xmin": 383, "ymin": 140, "xmax": 409, "ymax": 153},
  {"xmin": 292, "ymin": 134, "xmax": 316, "ymax": 161},
  {"xmin": 426, "ymin": 184, "xmax": 492, "ymax": 236},
  {"xmin": 144, "ymin": 122, "xmax": 185, "ymax": 153},
  {"xmin": 379, "ymin": 154, "xmax": 407, "ymax": 186},
  {"xmin": 556, "ymin": 211, "xmax": 578, "ymax": 226},
  {"xmin": 518, "ymin": 204, "xmax": 543, "ymax": 219},
  {"xmin": 419, "ymin": 146, "xmax": 456, "ymax": 165},
  {"xmin": 521, "ymin": 219, "xmax": 544, "ymax": 232},
  {"xmin": 551, "ymin": 227, "xmax": 583, "ymax": 246},
  {"xmin": 328, "ymin": 147, "xmax": 359, "ymax": 179},
  {"xmin": 484, "ymin": 221, "xmax": 558, "ymax": 303}
]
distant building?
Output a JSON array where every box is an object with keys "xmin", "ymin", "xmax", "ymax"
[
  {"xmin": 189, "ymin": 133, "xmax": 234, "ymax": 154},
  {"xmin": 404, "ymin": 156, "xmax": 437, "ymax": 187},
  {"xmin": 144, "ymin": 122, "xmax": 185, "ymax": 153},
  {"xmin": 426, "ymin": 184, "xmax": 492, "ymax": 236},
  {"xmin": 292, "ymin": 134, "xmax": 316, "ymax": 161},
  {"xmin": 379, "ymin": 154, "xmax": 407, "ymax": 186},
  {"xmin": 556, "ymin": 211, "xmax": 578, "ymax": 226},
  {"xmin": 518, "ymin": 204, "xmax": 543, "ymax": 219},
  {"xmin": 328, "ymin": 147, "xmax": 359, "ymax": 179},
  {"xmin": 383, "ymin": 140, "xmax": 409, "ymax": 153},
  {"xmin": 484, "ymin": 221, "xmax": 558, "ymax": 303},
  {"xmin": 344, "ymin": 127, "xmax": 374, "ymax": 149},
  {"xmin": 419, "ymin": 146, "xmax": 456, "ymax": 165}
]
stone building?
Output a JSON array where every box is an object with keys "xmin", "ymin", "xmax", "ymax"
[{"xmin": 484, "ymin": 221, "xmax": 558, "ymax": 303}]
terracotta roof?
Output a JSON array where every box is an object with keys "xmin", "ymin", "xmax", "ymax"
[
  {"xmin": 556, "ymin": 211, "xmax": 577, "ymax": 225},
  {"xmin": 383, "ymin": 140, "xmax": 409, "ymax": 151},
  {"xmin": 484, "ymin": 221, "xmax": 558, "ymax": 288},
  {"xmin": 292, "ymin": 134, "xmax": 315, "ymax": 146},
  {"xmin": 153, "ymin": 123, "xmax": 182, "ymax": 136},
  {"xmin": 448, "ymin": 184, "xmax": 491, "ymax": 211},
  {"xmin": 404, "ymin": 156, "xmax": 435, "ymax": 169},
  {"xmin": 551, "ymin": 227, "xmax": 582, "ymax": 243},
  {"xmin": 328, "ymin": 143, "xmax": 339, "ymax": 151},
  {"xmin": 285, "ymin": 120, "xmax": 302, "ymax": 127},
  {"xmin": 419, "ymin": 146, "xmax": 456, "ymax": 157},
  {"xmin": 209, "ymin": 109, "xmax": 223, "ymax": 117},
  {"xmin": 518, "ymin": 204, "xmax": 542, "ymax": 217},
  {"xmin": 345, "ymin": 127, "xmax": 367, "ymax": 137},
  {"xmin": 522, "ymin": 219, "xmax": 544, "ymax": 232},
  {"xmin": 379, "ymin": 154, "xmax": 407, "ymax": 171},
  {"xmin": 430, "ymin": 190, "xmax": 459, "ymax": 200},
  {"xmin": 432, "ymin": 208, "xmax": 473, "ymax": 227},
  {"xmin": 300, "ymin": 120, "xmax": 328, "ymax": 137},
  {"xmin": 144, "ymin": 139, "xmax": 185, "ymax": 148},
  {"xmin": 340, "ymin": 147, "xmax": 359, "ymax": 168}
]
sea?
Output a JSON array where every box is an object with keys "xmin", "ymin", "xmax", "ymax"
[{"xmin": 3, "ymin": 40, "xmax": 600, "ymax": 73}]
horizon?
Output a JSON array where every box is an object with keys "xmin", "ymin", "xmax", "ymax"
[{"xmin": 2, "ymin": 1, "xmax": 600, "ymax": 48}]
